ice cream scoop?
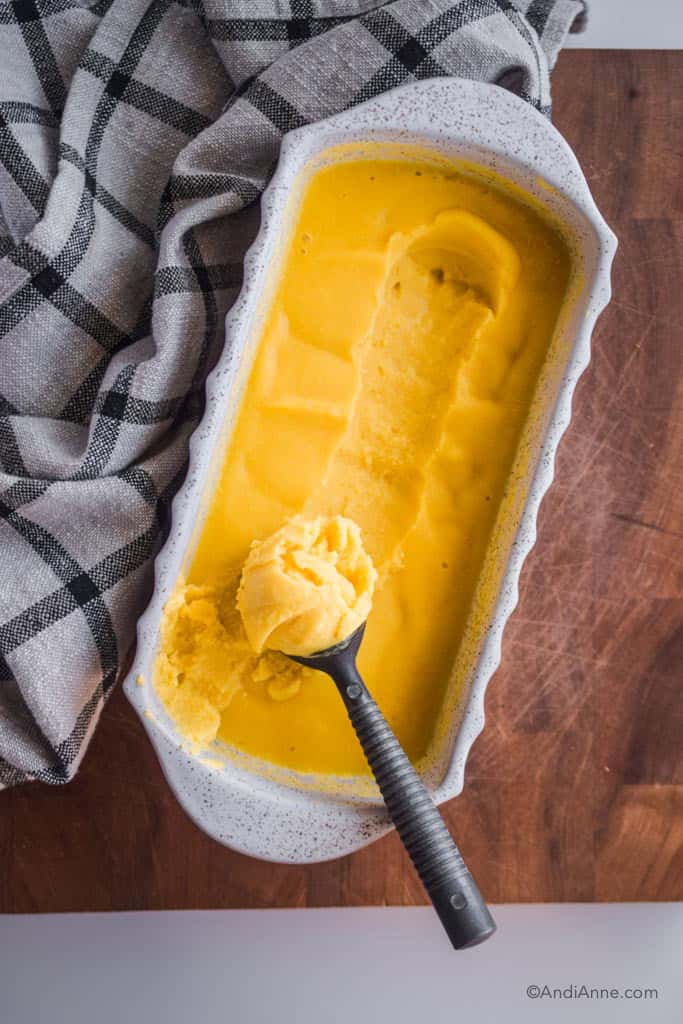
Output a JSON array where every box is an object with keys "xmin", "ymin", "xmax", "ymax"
[
  {"xmin": 237, "ymin": 515, "xmax": 376, "ymax": 657},
  {"xmin": 238, "ymin": 516, "xmax": 495, "ymax": 950}
]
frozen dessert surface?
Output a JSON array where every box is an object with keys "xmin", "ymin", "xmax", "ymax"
[
  {"xmin": 237, "ymin": 515, "xmax": 376, "ymax": 657},
  {"xmin": 154, "ymin": 148, "xmax": 570, "ymax": 774}
]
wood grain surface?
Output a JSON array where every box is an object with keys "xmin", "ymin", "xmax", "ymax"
[{"xmin": 1, "ymin": 51, "xmax": 681, "ymax": 913}]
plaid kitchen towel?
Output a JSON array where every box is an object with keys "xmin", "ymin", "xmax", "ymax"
[{"xmin": 0, "ymin": 0, "xmax": 585, "ymax": 788}]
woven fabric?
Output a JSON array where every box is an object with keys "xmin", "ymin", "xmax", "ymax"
[{"xmin": 0, "ymin": 0, "xmax": 583, "ymax": 787}]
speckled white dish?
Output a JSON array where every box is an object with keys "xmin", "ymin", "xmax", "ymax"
[{"xmin": 124, "ymin": 79, "xmax": 616, "ymax": 864}]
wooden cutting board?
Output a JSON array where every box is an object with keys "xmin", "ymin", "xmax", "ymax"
[{"xmin": 1, "ymin": 50, "xmax": 681, "ymax": 913}]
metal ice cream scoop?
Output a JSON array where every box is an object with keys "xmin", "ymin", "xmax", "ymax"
[{"xmin": 290, "ymin": 623, "xmax": 496, "ymax": 950}]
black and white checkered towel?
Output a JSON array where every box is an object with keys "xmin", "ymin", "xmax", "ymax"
[{"xmin": 0, "ymin": 0, "xmax": 585, "ymax": 788}]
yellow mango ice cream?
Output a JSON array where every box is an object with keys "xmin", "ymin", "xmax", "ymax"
[
  {"xmin": 155, "ymin": 147, "xmax": 571, "ymax": 773},
  {"xmin": 237, "ymin": 515, "xmax": 376, "ymax": 657}
]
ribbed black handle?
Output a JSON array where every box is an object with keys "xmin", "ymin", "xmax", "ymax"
[{"xmin": 335, "ymin": 665, "xmax": 496, "ymax": 950}]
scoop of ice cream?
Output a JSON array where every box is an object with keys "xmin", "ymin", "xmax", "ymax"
[{"xmin": 237, "ymin": 515, "xmax": 377, "ymax": 657}]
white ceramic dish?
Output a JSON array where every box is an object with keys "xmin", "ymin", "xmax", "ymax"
[{"xmin": 124, "ymin": 79, "xmax": 616, "ymax": 864}]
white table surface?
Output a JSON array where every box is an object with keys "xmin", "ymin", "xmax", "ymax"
[
  {"xmin": 2, "ymin": 905, "xmax": 682, "ymax": 1024},
  {"xmin": 565, "ymin": 0, "xmax": 683, "ymax": 48}
]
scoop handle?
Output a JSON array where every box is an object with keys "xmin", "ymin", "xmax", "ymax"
[{"xmin": 334, "ymin": 663, "xmax": 495, "ymax": 950}]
